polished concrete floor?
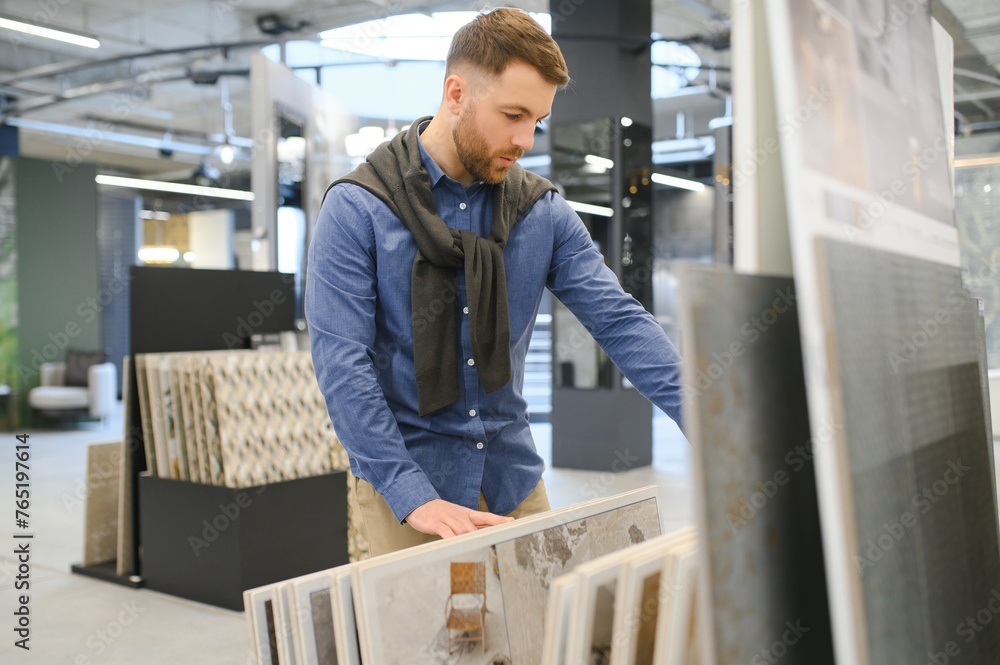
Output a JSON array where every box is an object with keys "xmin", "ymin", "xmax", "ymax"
[{"xmin": 0, "ymin": 404, "xmax": 693, "ymax": 663}]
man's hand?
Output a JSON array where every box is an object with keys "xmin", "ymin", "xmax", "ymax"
[{"xmin": 404, "ymin": 498, "xmax": 514, "ymax": 539}]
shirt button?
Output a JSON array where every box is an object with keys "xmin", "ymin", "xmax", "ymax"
[
  {"xmin": 469, "ymin": 409, "xmax": 477, "ymax": 417},
  {"xmin": 476, "ymin": 442, "xmax": 484, "ymax": 450},
  {"xmin": 463, "ymin": 306, "xmax": 469, "ymax": 314},
  {"xmin": 459, "ymin": 202, "xmax": 467, "ymax": 210},
  {"xmin": 467, "ymin": 358, "xmax": 475, "ymax": 366}
]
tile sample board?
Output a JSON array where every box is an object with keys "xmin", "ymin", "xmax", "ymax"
[
  {"xmin": 133, "ymin": 354, "xmax": 156, "ymax": 476},
  {"xmin": 330, "ymin": 567, "xmax": 361, "ymax": 665},
  {"xmin": 495, "ymin": 497, "xmax": 660, "ymax": 664},
  {"xmin": 540, "ymin": 573, "xmax": 577, "ymax": 665},
  {"xmin": 207, "ymin": 351, "xmax": 343, "ymax": 487},
  {"xmin": 565, "ymin": 529, "xmax": 694, "ymax": 665},
  {"xmin": 679, "ymin": 267, "xmax": 833, "ymax": 665},
  {"xmin": 815, "ymin": 240, "xmax": 1000, "ymax": 664},
  {"xmin": 762, "ymin": 1, "xmax": 1000, "ymax": 663},
  {"xmin": 83, "ymin": 441, "xmax": 121, "ymax": 566},
  {"xmin": 290, "ymin": 569, "xmax": 339, "ymax": 665},
  {"xmin": 351, "ymin": 486, "xmax": 660, "ymax": 665},
  {"xmin": 116, "ymin": 356, "xmax": 136, "ymax": 576},
  {"xmin": 608, "ymin": 526, "xmax": 696, "ymax": 665}
]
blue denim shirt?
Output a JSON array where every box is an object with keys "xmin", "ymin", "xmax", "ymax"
[{"xmin": 306, "ymin": 132, "xmax": 683, "ymax": 523}]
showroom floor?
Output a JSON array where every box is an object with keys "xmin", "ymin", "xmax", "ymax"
[{"xmin": 0, "ymin": 403, "xmax": 694, "ymax": 664}]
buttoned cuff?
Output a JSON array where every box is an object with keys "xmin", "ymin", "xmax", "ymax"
[{"xmin": 379, "ymin": 470, "xmax": 440, "ymax": 524}]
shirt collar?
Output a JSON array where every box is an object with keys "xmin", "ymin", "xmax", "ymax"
[{"xmin": 416, "ymin": 120, "xmax": 485, "ymax": 193}]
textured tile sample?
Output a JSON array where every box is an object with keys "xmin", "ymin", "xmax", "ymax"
[
  {"xmin": 816, "ymin": 239, "xmax": 1000, "ymax": 664},
  {"xmin": 351, "ymin": 488, "xmax": 659, "ymax": 665},
  {"xmin": 310, "ymin": 589, "xmax": 337, "ymax": 665},
  {"xmin": 208, "ymin": 351, "xmax": 344, "ymax": 487},
  {"xmin": 679, "ymin": 266, "xmax": 833, "ymax": 665},
  {"xmin": 495, "ymin": 498, "xmax": 660, "ymax": 664},
  {"xmin": 83, "ymin": 441, "xmax": 121, "ymax": 566}
]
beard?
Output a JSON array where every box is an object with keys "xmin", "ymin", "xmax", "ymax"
[{"xmin": 453, "ymin": 108, "xmax": 524, "ymax": 185}]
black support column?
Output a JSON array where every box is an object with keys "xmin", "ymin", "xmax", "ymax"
[{"xmin": 549, "ymin": 0, "xmax": 656, "ymax": 471}]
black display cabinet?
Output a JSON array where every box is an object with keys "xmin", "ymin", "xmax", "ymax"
[
  {"xmin": 73, "ymin": 267, "xmax": 349, "ymax": 608},
  {"xmin": 139, "ymin": 471, "xmax": 348, "ymax": 611}
]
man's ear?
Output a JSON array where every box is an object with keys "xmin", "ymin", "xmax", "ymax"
[{"xmin": 443, "ymin": 73, "xmax": 467, "ymax": 116}]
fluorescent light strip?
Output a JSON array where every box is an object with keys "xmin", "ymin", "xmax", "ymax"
[
  {"xmin": 0, "ymin": 15, "xmax": 100, "ymax": 49},
  {"xmin": 955, "ymin": 155, "xmax": 1000, "ymax": 169},
  {"xmin": 138, "ymin": 246, "xmax": 180, "ymax": 264},
  {"xmin": 650, "ymin": 172, "xmax": 706, "ymax": 192},
  {"xmin": 516, "ymin": 155, "xmax": 551, "ymax": 169},
  {"xmin": 584, "ymin": 154, "xmax": 615, "ymax": 170},
  {"xmin": 96, "ymin": 175, "xmax": 255, "ymax": 201},
  {"xmin": 8, "ymin": 118, "xmax": 212, "ymax": 156},
  {"xmin": 566, "ymin": 200, "xmax": 614, "ymax": 217}
]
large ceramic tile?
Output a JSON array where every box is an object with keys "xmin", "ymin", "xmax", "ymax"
[
  {"xmin": 817, "ymin": 240, "xmax": 1000, "ymax": 663},
  {"xmin": 679, "ymin": 266, "xmax": 833, "ymax": 665}
]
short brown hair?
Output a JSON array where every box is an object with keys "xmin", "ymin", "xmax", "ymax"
[{"xmin": 446, "ymin": 7, "xmax": 570, "ymax": 88}]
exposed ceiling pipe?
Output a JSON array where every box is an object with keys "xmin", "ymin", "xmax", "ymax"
[
  {"xmin": 955, "ymin": 67, "xmax": 1000, "ymax": 89},
  {"xmin": 1, "ymin": 70, "xmax": 190, "ymax": 121},
  {"xmin": 0, "ymin": 39, "xmax": 274, "ymax": 87}
]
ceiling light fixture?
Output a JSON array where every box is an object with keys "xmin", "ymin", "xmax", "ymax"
[
  {"xmin": 0, "ymin": 13, "xmax": 100, "ymax": 49},
  {"xmin": 7, "ymin": 118, "xmax": 211, "ymax": 156},
  {"xmin": 96, "ymin": 174, "xmax": 255, "ymax": 201},
  {"xmin": 955, "ymin": 154, "xmax": 1000, "ymax": 169},
  {"xmin": 137, "ymin": 246, "xmax": 180, "ymax": 264},
  {"xmin": 584, "ymin": 154, "xmax": 615, "ymax": 170},
  {"xmin": 650, "ymin": 172, "xmax": 706, "ymax": 192},
  {"xmin": 566, "ymin": 200, "xmax": 614, "ymax": 217}
]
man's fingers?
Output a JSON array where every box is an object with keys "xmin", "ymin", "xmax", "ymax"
[
  {"xmin": 470, "ymin": 510, "xmax": 514, "ymax": 527},
  {"xmin": 436, "ymin": 524, "xmax": 458, "ymax": 539},
  {"xmin": 446, "ymin": 516, "xmax": 479, "ymax": 537},
  {"xmin": 406, "ymin": 499, "xmax": 515, "ymax": 539}
]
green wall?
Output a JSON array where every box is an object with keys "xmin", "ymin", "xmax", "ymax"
[
  {"xmin": 15, "ymin": 158, "xmax": 100, "ymax": 419},
  {"xmin": 0, "ymin": 158, "xmax": 16, "ymax": 404}
]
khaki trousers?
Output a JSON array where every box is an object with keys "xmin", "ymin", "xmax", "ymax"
[{"xmin": 350, "ymin": 473, "xmax": 550, "ymax": 558}]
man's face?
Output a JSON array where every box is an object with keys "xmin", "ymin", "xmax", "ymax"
[{"xmin": 452, "ymin": 60, "xmax": 558, "ymax": 185}]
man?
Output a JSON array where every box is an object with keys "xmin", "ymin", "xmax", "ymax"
[{"xmin": 306, "ymin": 8, "xmax": 683, "ymax": 557}]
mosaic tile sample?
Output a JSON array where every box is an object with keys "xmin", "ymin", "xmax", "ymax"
[
  {"xmin": 195, "ymin": 361, "xmax": 225, "ymax": 485},
  {"xmin": 175, "ymin": 356, "xmax": 201, "ymax": 483},
  {"xmin": 182, "ymin": 358, "xmax": 211, "ymax": 483},
  {"xmin": 208, "ymin": 351, "xmax": 343, "ymax": 487}
]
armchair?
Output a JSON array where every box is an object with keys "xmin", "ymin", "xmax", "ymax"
[{"xmin": 28, "ymin": 358, "xmax": 117, "ymax": 426}]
